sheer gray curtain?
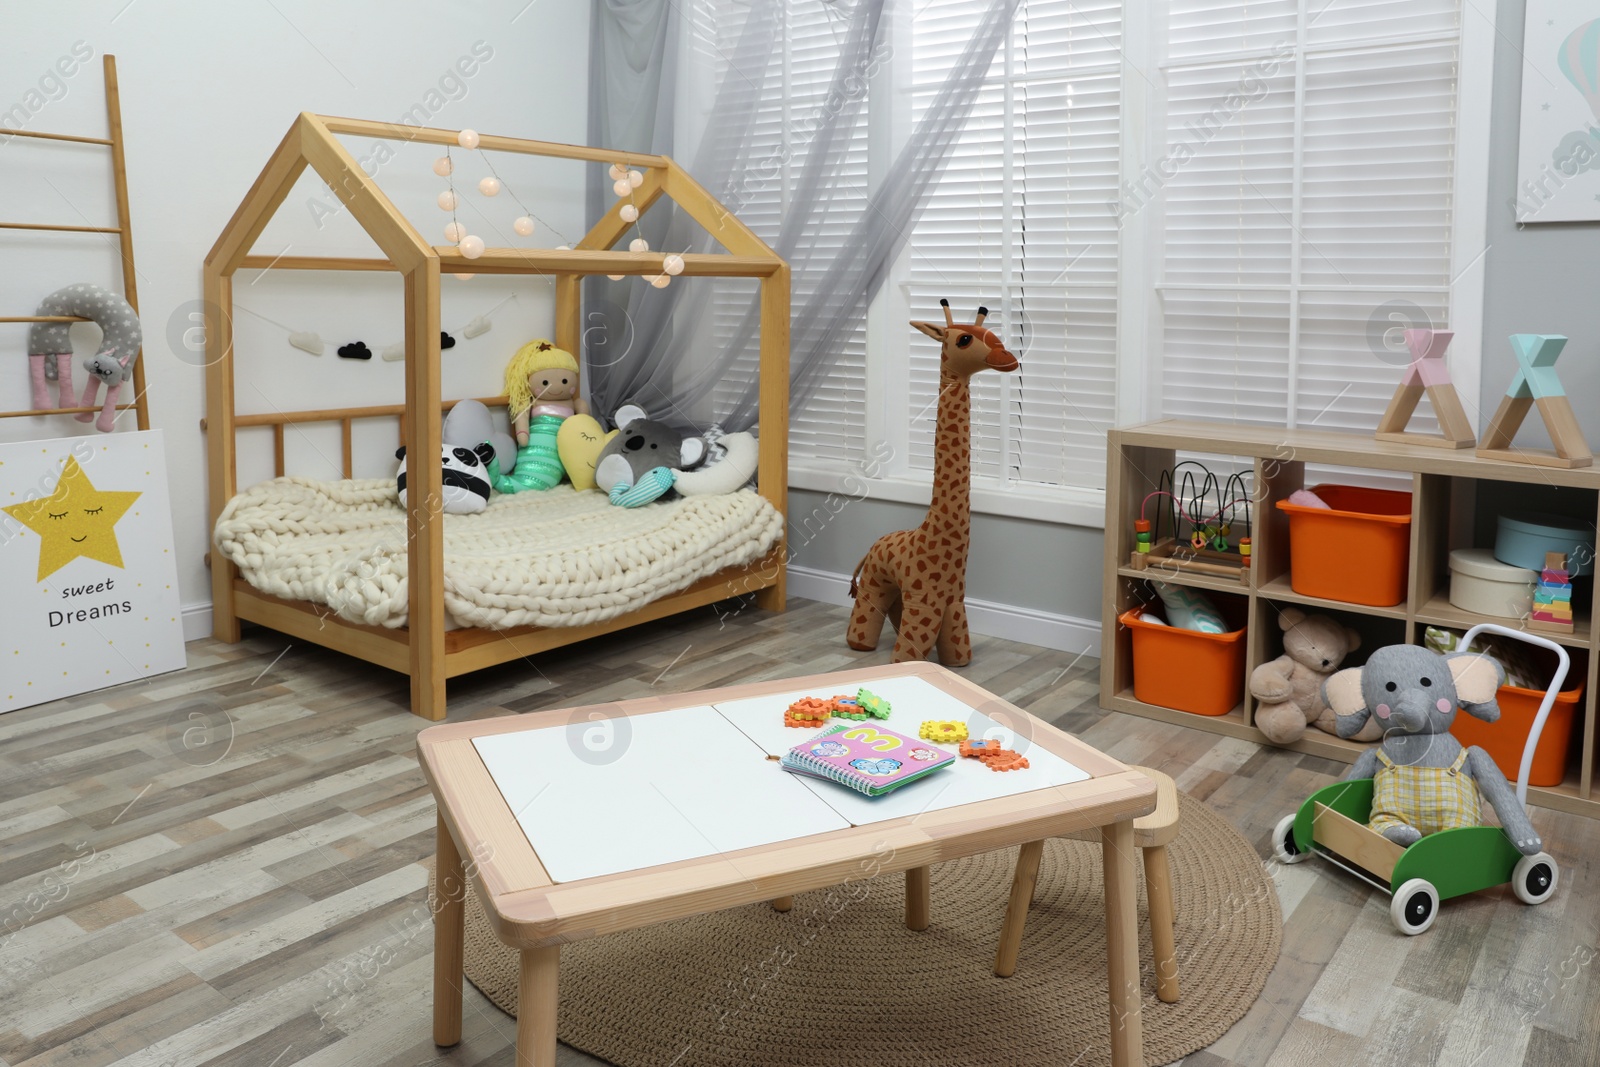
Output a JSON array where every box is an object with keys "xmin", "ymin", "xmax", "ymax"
[{"xmin": 584, "ymin": 0, "xmax": 1020, "ymax": 432}]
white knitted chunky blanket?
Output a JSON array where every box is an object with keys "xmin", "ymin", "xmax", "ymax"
[{"xmin": 213, "ymin": 477, "xmax": 784, "ymax": 630}]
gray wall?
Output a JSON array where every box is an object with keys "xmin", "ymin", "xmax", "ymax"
[
  {"xmin": 786, "ymin": 488, "xmax": 1106, "ymax": 621},
  {"xmin": 1482, "ymin": 0, "xmax": 1600, "ymax": 448}
]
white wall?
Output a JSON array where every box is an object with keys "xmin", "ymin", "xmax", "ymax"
[{"xmin": 0, "ymin": 2, "xmax": 591, "ymax": 637}]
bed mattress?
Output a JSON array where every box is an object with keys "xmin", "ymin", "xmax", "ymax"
[{"xmin": 213, "ymin": 477, "xmax": 784, "ymax": 630}]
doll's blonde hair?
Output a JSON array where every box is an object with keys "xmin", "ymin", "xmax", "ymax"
[{"xmin": 504, "ymin": 339, "xmax": 580, "ymax": 418}]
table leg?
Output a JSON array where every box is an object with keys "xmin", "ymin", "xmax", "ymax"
[
  {"xmin": 993, "ymin": 839, "xmax": 1044, "ymax": 977},
  {"xmin": 905, "ymin": 865, "xmax": 931, "ymax": 931},
  {"xmin": 433, "ymin": 813, "xmax": 465, "ymax": 1047},
  {"xmin": 1103, "ymin": 818, "xmax": 1144, "ymax": 1067},
  {"xmin": 770, "ymin": 896, "xmax": 794, "ymax": 912},
  {"xmin": 1144, "ymin": 843, "xmax": 1179, "ymax": 1004},
  {"xmin": 516, "ymin": 945, "xmax": 561, "ymax": 1067}
]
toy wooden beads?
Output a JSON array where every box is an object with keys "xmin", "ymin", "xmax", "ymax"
[{"xmin": 920, "ymin": 720, "xmax": 967, "ymax": 744}]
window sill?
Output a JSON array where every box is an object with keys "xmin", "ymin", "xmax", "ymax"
[{"xmin": 787, "ymin": 463, "xmax": 1107, "ymax": 528}]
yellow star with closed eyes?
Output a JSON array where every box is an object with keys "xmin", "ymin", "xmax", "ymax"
[{"xmin": 3, "ymin": 456, "xmax": 141, "ymax": 581}]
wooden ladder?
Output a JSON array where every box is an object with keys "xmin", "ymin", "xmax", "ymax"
[{"xmin": 0, "ymin": 54, "xmax": 150, "ymax": 430}]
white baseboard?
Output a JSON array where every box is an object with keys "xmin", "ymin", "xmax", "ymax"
[
  {"xmin": 786, "ymin": 564, "xmax": 1102, "ymax": 656},
  {"xmin": 182, "ymin": 603, "xmax": 213, "ymax": 644}
]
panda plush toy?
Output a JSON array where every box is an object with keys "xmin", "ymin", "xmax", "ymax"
[{"xmin": 395, "ymin": 443, "xmax": 494, "ymax": 515}]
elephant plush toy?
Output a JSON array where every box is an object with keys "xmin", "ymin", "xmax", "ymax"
[{"xmin": 1323, "ymin": 644, "xmax": 1542, "ymax": 855}]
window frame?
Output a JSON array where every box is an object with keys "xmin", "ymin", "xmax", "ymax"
[{"xmin": 783, "ymin": 0, "xmax": 1494, "ymax": 532}]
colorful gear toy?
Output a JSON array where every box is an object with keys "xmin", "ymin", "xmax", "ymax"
[
  {"xmin": 785, "ymin": 697, "xmax": 832, "ymax": 727},
  {"xmin": 855, "ymin": 688, "xmax": 892, "ymax": 719},
  {"xmin": 829, "ymin": 695, "xmax": 870, "ymax": 720},
  {"xmin": 978, "ymin": 748, "xmax": 1030, "ymax": 772},
  {"xmin": 959, "ymin": 738, "xmax": 1006, "ymax": 759},
  {"xmin": 919, "ymin": 720, "xmax": 967, "ymax": 744}
]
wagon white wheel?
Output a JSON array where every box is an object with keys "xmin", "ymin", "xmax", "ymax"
[
  {"xmin": 1390, "ymin": 878, "xmax": 1439, "ymax": 935},
  {"xmin": 1512, "ymin": 852, "xmax": 1558, "ymax": 905},
  {"xmin": 1271, "ymin": 814, "xmax": 1309, "ymax": 865}
]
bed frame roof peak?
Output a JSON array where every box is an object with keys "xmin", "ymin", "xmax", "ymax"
[{"xmin": 204, "ymin": 111, "xmax": 782, "ymax": 276}]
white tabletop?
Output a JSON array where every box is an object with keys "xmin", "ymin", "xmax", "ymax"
[{"xmin": 473, "ymin": 675, "xmax": 1088, "ymax": 882}]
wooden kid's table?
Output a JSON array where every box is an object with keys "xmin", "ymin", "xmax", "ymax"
[{"xmin": 417, "ymin": 661, "xmax": 1158, "ymax": 1067}]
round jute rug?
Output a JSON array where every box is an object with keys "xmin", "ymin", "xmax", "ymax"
[{"xmin": 445, "ymin": 794, "xmax": 1280, "ymax": 1067}]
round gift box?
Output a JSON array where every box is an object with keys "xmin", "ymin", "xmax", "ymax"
[
  {"xmin": 1448, "ymin": 548, "xmax": 1537, "ymax": 618},
  {"xmin": 1495, "ymin": 512, "xmax": 1594, "ymax": 576}
]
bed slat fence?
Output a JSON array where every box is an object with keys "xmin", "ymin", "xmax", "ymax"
[{"xmin": 210, "ymin": 395, "xmax": 509, "ymax": 479}]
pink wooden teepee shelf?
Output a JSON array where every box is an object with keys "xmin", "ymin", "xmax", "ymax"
[{"xmin": 1374, "ymin": 329, "xmax": 1475, "ymax": 449}]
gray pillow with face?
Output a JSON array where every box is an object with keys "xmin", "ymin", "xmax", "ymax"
[
  {"xmin": 443, "ymin": 399, "xmax": 517, "ymax": 476},
  {"xmin": 594, "ymin": 407, "xmax": 707, "ymax": 494}
]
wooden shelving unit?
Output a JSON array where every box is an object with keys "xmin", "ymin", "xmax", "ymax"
[{"xmin": 1101, "ymin": 420, "xmax": 1600, "ymax": 819}]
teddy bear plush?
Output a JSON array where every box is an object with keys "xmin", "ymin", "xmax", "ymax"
[{"xmin": 1250, "ymin": 607, "xmax": 1372, "ymax": 744}]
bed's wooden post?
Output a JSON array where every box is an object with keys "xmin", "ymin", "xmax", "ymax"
[
  {"xmin": 405, "ymin": 259, "xmax": 447, "ymax": 720},
  {"xmin": 204, "ymin": 267, "xmax": 240, "ymax": 643},
  {"xmin": 554, "ymin": 276, "xmax": 581, "ymax": 354},
  {"xmin": 202, "ymin": 116, "xmax": 310, "ymax": 645},
  {"xmin": 754, "ymin": 263, "xmax": 790, "ymax": 613}
]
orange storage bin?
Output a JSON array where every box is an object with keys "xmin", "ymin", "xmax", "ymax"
[
  {"xmin": 1275, "ymin": 484, "xmax": 1412, "ymax": 607},
  {"xmin": 1120, "ymin": 609, "xmax": 1247, "ymax": 717},
  {"xmin": 1450, "ymin": 679, "xmax": 1583, "ymax": 788}
]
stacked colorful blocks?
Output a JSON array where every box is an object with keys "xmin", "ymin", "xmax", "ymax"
[{"xmin": 1529, "ymin": 551, "xmax": 1574, "ymax": 634}]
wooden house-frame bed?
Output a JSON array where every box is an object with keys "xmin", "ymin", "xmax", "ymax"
[{"xmin": 203, "ymin": 113, "xmax": 790, "ymax": 721}]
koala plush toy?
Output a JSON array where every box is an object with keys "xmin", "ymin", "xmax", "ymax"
[{"xmin": 594, "ymin": 404, "xmax": 708, "ymax": 507}]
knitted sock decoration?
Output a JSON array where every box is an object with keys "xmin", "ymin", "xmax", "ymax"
[{"xmin": 609, "ymin": 466, "xmax": 676, "ymax": 508}]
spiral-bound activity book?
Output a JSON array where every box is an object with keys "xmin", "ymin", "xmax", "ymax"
[{"xmin": 780, "ymin": 723, "xmax": 956, "ymax": 797}]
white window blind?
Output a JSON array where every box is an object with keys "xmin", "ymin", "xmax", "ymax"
[
  {"xmin": 703, "ymin": 1, "xmax": 869, "ymax": 465},
  {"xmin": 1158, "ymin": 1, "xmax": 1462, "ymax": 438},
  {"xmin": 906, "ymin": 0, "xmax": 1122, "ymax": 493}
]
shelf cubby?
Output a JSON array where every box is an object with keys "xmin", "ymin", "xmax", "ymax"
[{"xmin": 1101, "ymin": 420, "xmax": 1600, "ymax": 819}]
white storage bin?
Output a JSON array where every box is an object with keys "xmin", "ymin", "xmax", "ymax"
[{"xmin": 1448, "ymin": 548, "xmax": 1537, "ymax": 618}]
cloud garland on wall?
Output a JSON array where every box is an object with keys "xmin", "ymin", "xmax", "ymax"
[{"xmin": 241, "ymin": 293, "xmax": 517, "ymax": 362}]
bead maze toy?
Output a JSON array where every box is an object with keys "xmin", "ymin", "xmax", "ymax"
[
  {"xmin": 1374, "ymin": 328, "xmax": 1476, "ymax": 450},
  {"xmin": 1476, "ymin": 334, "xmax": 1593, "ymax": 469},
  {"xmin": 1128, "ymin": 461, "xmax": 1253, "ymax": 585},
  {"xmin": 1272, "ymin": 623, "xmax": 1564, "ymax": 935},
  {"xmin": 1529, "ymin": 552, "xmax": 1575, "ymax": 634}
]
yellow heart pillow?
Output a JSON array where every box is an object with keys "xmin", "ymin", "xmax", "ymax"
[{"xmin": 557, "ymin": 415, "xmax": 615, "ymax": 491}]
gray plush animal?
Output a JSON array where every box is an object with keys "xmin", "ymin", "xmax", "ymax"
[
  {"xmin": 1323, "ymin": 644, "xmax": 1541, "ymax": 855},
  {"xmin": 28, "ymin": 284, "xmax": 142, "ymax": 432},
  {"xmin": 593, "ymin": 404, "xmax": 707, "ymax": 498}
]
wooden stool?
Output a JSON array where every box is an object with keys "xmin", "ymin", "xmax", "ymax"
[{"xmin": 993, "ymin": 766, "xmax": 1181, "ymax": 1002}]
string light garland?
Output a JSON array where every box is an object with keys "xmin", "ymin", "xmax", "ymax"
[{"xmin": 428, "ymin": 130, "xmax": 694, "ymax": 289}]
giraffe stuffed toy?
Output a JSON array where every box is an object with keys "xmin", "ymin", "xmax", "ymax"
[{"xmin": 845, "ymin": 300, "xmax": 1018, "ymax": 665}]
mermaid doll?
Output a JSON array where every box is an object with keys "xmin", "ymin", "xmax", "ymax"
[{"xmin": 495, "ymin": 339, "xmax": 589, "ymax": 493}]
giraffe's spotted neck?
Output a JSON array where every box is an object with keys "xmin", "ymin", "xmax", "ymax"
[{"xmin": 920, "ymin": 373, "xmax": 972, "ymax": 545}]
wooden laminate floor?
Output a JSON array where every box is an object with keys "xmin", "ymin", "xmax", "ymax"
[{"xmin": 1, "ymin": 597, "xmax": 1596, "ymax": 1067}]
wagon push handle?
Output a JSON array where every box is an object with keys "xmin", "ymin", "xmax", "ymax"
[{"xmin": 1459, "ymin": 622, "xmax": 1569, "ymax": 808}]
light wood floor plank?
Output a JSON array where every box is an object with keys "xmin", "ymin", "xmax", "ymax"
[{"xmin": 0, "ymin": 597, "xmax": 1592, "ymax": 1066}]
